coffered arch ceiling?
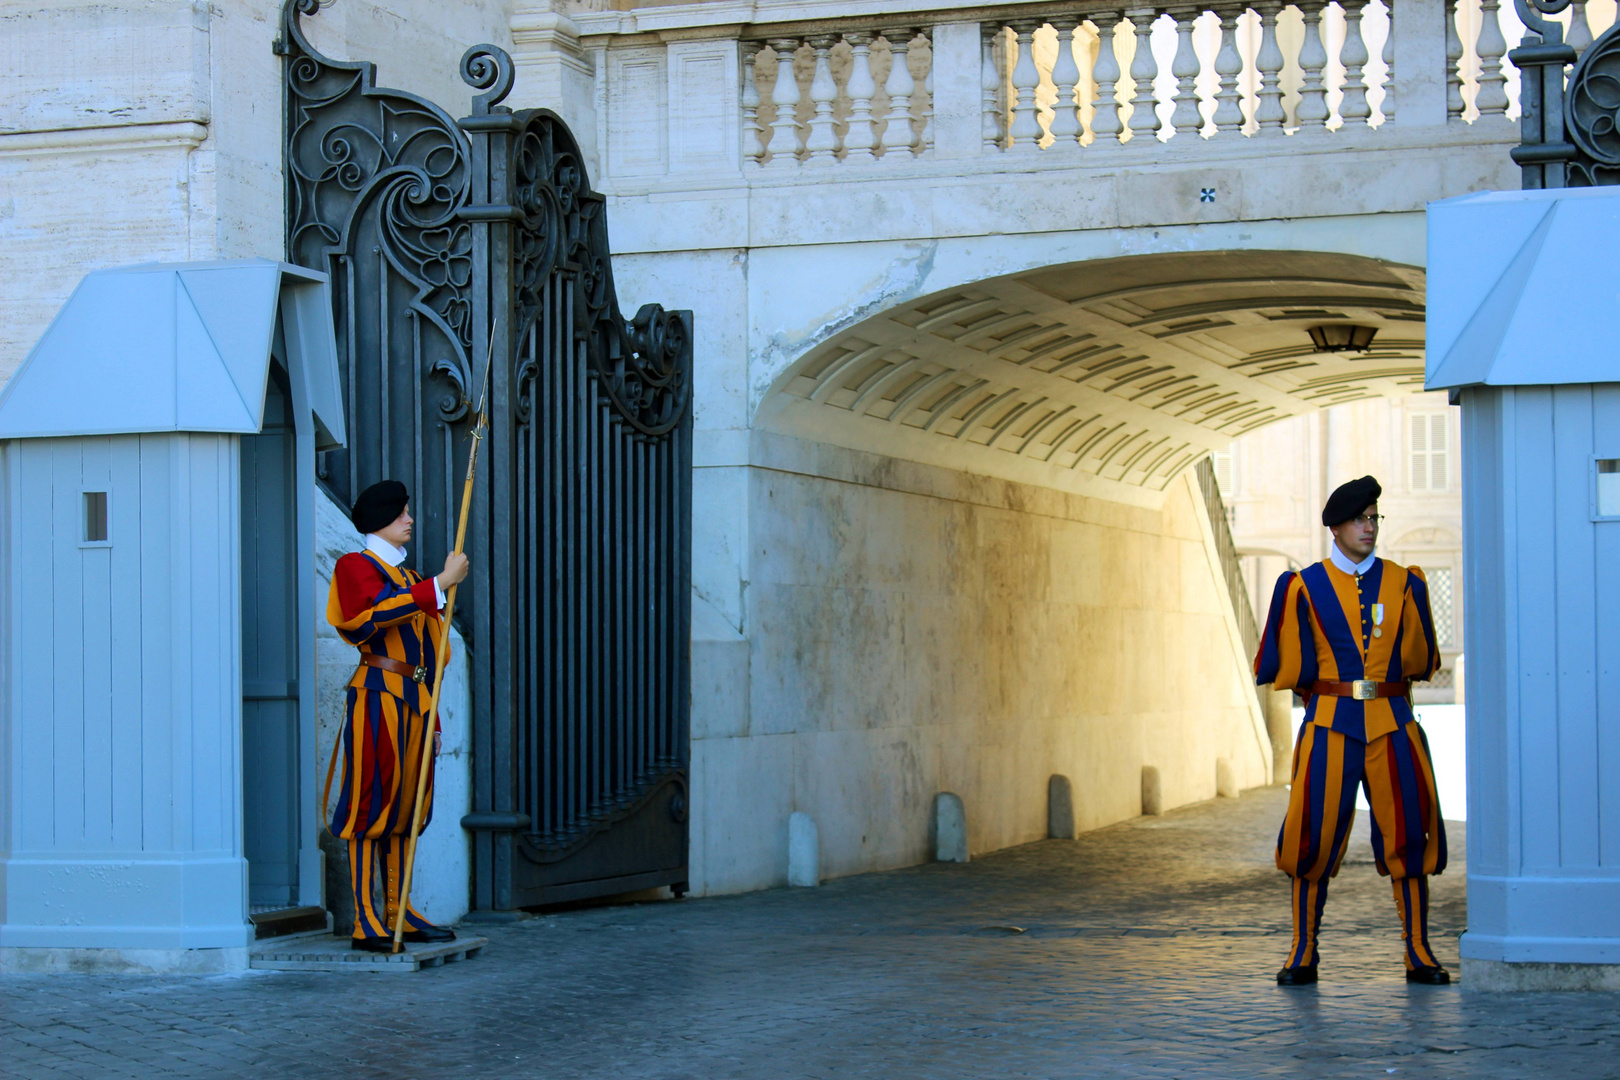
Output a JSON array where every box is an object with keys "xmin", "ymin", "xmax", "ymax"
[{"xmin": 758, "ymin": 250, "xmax": 1427, "ymax": 506}]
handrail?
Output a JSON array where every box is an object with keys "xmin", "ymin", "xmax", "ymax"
[{"xmin": 1195, "ymin": 456, "xmax": 1259, "ymax": 662}]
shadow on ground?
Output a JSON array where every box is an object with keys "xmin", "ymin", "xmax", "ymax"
[{"xmin": 2, "ymin": 787, "xmax": 1613, "ymax": 1080}]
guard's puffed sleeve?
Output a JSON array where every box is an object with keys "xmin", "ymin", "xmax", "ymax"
[
  {"xmin": 326, "ymin": 553, "xmax": 438, "ymax": 647},
  {"xmin": 1255, "ymin": 571, "xmax": 1317, "ymax": 692},
  {"xmin": 1400, "ymin": 566, "xmax": 1443, "ymax": 681}
]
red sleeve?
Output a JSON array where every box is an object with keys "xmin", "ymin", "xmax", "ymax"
[
  {"xmin": 410, "ymin": 577, "xmax": 442, "ymax": 615},
  {"xmin": 334, "ymin": 553, "xmax": 390, "ymax": 622}
]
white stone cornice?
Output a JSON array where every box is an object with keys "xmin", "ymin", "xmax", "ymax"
[
  {"xmin": 572, "ymin": 0, "xmax": 1095, "ymax": 39},
  {"xmin": 0, "ymin": 121, "xmax": 209, "ymax": 159},
  {"xmin": 512, "ymin": 8, "xmax": 590, "ymax": 61}
]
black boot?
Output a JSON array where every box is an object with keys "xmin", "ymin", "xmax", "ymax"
[
  {"xmin": 1276, "ymin": 965, "xmax": 1318, "ymax": 986},
  {"xmin": 403, "ymin": 925, "xmax": 457, "ymax": 944},
  {"xmin": 351, "ymin": 937, "xmax": 395, "ymax": 953},
  {"xmin": 1406, "ymin": 964, "xmax": 1451, "ymax": 985}
]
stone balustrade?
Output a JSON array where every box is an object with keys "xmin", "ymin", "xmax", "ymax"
[
  {"xmin": 721, "ymin": 0, "xmax": 1558, "ymax": 169},
  {"xmin": 522, "ymin": 0, "xmax": 1608, "ymax": 188}
]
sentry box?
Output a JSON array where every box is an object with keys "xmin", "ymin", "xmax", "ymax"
[
  {"xmin": 1428, "ymin": 186, "xmax": 1620, "ymax": 988},
  {"xmin": 0, "ymin": 261, "xmax": 343, "ymax": 972}
]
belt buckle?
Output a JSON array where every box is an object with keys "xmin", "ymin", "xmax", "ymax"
[
  {"xmin": 1352, "ymin": 679, "xmax": 1377, "ymax": 701},
  {"xmin": 413, "ymin": 665, "xmax": 428, "ymax": 684}
]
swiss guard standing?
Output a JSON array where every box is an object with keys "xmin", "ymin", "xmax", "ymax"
[
  {"xmin": 325, "ymin": 480, "xmax": 467, "ymax": 951},
  {"xmin": 1255, "ymin": 476, "xmax": 1451, "ymax": 986}
]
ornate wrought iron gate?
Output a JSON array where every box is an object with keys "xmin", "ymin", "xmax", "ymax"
[{"xmin": 279, "ymin": 0, "xmax": 693, "ymax": 909}]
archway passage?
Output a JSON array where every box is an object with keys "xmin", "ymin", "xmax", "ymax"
[{"xmin": 760, "ymin": 250, "xmax": 1425, "ymax": 502}]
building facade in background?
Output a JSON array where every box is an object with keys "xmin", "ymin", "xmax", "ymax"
[{"xmin": 1220, "ymin": 391, "xmax": 1463, "ymax": 701}]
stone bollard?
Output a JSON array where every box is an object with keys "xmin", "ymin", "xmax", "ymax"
[
  {"xmin": 1265, "ymin": 688, "xmax": 1294, "ymax": 784},
  {"xmin": 1048, "ymin": 774, "xmax": 1075, "ymax": 839},
  {"xmin": 1141, "ymin": 766, "xmax": 1163, "ymax": 816},
  {"xmin": 1216, "ymin": 757, "xmax": 1238, "ymax": 798},
  {"xmin": 787, "ymin": 811, "xmax": 820, "ymax": 886},
  {"xmin": 934, "ymin": 792, "xmax": 969, "ymax": 862}
]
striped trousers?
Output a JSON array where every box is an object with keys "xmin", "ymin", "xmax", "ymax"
[
  {"xmin": 329, "ymin": 687, "xmax": 439, "ymax": 939},
  {"xmin": 1277, "ymin": 720, "xmax": 1448, "ymax": 971}
]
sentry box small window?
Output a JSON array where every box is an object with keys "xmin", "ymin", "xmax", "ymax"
[
  {"xmin": 83, "ymin": 491, "xmax": 108, "ymax": 543},
  {"xmin": 1598, "ymin": 460, "xmax": 1620, "ymax": 520}
]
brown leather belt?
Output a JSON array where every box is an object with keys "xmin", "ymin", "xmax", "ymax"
[
  {"xmin": 1311, "ymin": 679, "xmax": 1407, "ymax": 701},
  {"xmin": 359, "ymin": 653, "xmax": 429, "ymax": 684}
]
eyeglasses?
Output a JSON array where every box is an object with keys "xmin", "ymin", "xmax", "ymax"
[{"xmin": 1350, "ymin": 513, "xmax": 1384, "ymax": 526}]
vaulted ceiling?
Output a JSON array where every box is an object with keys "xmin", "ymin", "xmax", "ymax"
[{"xmin": 760, "ymin": 250, "xmax": 1427, "ymax": 504}]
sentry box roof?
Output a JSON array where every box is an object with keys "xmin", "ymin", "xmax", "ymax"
[
  {"xmin": 1427, "ymin": 185, "xmax": 1620, "ymax": 391},
  {"xmin": 0, "ymin": 259, "xmax": 345, "ymax": 449}
]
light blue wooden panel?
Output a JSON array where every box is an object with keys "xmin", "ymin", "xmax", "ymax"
[
  {"xmin": 108, "ymin": 436, "xmax": 144, "ymax": 850},
  {"xmin": 138, "ymin": 434, "xmax": 174, "ymax": 851},
  {"xmin": 1512, "ymin": 388, "xmax": 1563, "ymax": 871},
  {"xmin": 16, "ymin": 442, "xmax": 55, "ymax": 850},
  {"xmin": 49, "ymin": 440, "xmax": 85, "ymax": 847},
  {"xmin": 1553, "ymin": 386, "xmax": 1600, "ymax": 866},
  {"xmin": 1462, "ymin": 388, "xmax": 1511, "ymax": 875},
  {"xmin": 185, "ymin": 435, "xmax": 238, "ymax": 854},
  {"xmin": 1596, "ymin": 386, "xmax": 1620, "ymax": 867},
  {"xmin": 79, "ymin": 437, "xmax": 114, "ymax": 850}
]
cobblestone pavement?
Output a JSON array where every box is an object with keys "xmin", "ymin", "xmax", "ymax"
[{"xmin": 4, "ymin": 787, "xmax": 1617, "ymax": 1080}]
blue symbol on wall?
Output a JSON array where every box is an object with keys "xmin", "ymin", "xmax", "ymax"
[{"xmin": 1200, "ymin": 188, "xmax": 1216, "ymax": 203}]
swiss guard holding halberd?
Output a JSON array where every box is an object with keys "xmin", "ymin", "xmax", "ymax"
[
  {"xmin": 325, "ymin": 480, "xmax": 468, "ymax": 951},
  {"xmin": 1256, "ymin": 476, "xmax": 1451, "ymax": 987}
]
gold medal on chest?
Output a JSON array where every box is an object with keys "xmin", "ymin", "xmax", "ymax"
[{"xmin": 1371, "ymin": 602, "xmax": 1385, "ymax": 640}]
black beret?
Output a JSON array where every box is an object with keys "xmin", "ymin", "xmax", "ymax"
[
  {"xmin": 1322, "ymin": 475, "xmax": 1382, "ymax": 527},
  {"xmin": 351, "ymin": 479, "xmax": 409, "ymax": 535}
]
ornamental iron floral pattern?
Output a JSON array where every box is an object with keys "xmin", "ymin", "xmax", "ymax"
[
  {"xmin": 281, "ymin": 0, "xmax": 694, "ymax": 909},
  {"xmin": 1510, "ymin": 0, "xmax": 1620, "ymax": 186}
]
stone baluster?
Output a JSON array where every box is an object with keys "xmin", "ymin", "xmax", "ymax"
[
  {"xmin": 1570, "ymin": 0, "xmax": 1594, "ymax": 56},
  {"xmin": 882, "ymin": 28, "xmax": 919, "ymax": 158},
  {"xmin": 1445, "ymin": 0, "xmax": 1464, "ymax": 122},
  {"xmin": 1474, "ymin": 0, "xmax": 1510, "ymax": 119},
  {"xmin": 1126, "ymin": 7, "xmax": 1163, "ymax": 141},
  {"xmin": 765, "ymin": 39, "xmax": 803, "ymax": 167},
  {"xmin": 1295, "ymin": 1, "xmax": 1331, "ymax": 129},
  {"xmin": 1254, "ymin": 1, "xmax": 1287, "ymax": 135},
  {"xmin": 1008, "ymin": 20, "xmax": 1044, "ymax": 149},
  {"xmin": 921, "ymin": 30, "xmax": 936, "ymax": 154},
  {"xmin": 1050, "ymin": 18, "xmax": 1084, "ymax": 146},
  {"xmin": 1381, "ymin": 10, "xmax": 1395, "ymax": 123},
  {"xmin": 805, "ymin": 36, "xmax": 840, "ymax": 165},
  {"xmin": 804, "ymin": 36, "xmax": 840, "ymax": 166},
  {"xmin": 1212, "ymin": 5, "xmax": 1245, "ymax": 135},
  {"xmin": 742, "ymin": 46, "xmax": 765, "ymax": 165},
  {"xmin": 982, "ymin": 26, "xmax": 1006, "ymax": 151},
  {"xmin": 1091, "ymin": 15, "xmax": 1126, "ymax": 142},
  {"xmin": 845, "ymin": 32, "xmax": 879, "ymax": 163},
  {"xmin": 1169, "ymin": 6, "xmax": 1203, "ymax": 137},
  {"xmin": 1339, "ymin": 0, "xmax": 1371, "ymax": 126}
]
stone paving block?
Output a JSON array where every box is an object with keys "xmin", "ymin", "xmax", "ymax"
[{"xmin": 3, "ymin": 790, "xmax": 1620, "ymax": 1078}]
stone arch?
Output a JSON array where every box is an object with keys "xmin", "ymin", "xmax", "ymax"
[{"xmin": 756, "ymin": 249, "xmax": 1428, "ymax": 506}]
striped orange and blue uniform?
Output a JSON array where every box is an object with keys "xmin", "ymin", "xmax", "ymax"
[
  {"xmin": 326, "ymin": 550, "xmax": 449, "ymax": 940},
  {"xmin": 1255, "ymin": 556, "xmax": 1446, "ymax": 972}
]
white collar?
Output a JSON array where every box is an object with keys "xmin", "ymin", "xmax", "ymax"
[
  {"xmin": 1329, "ymin": 541, "xmax": 1377, "ymax": 577},
  {"xmin": 364, "ymin": 533, "xmax": 408, "ymax": 567}
]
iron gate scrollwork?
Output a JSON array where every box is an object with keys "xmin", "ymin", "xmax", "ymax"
[
  {"xmin": 1510, "ymin": 0, "xmax": 1620, "ymax": 188},
  {"xmin": 280, "ymin": 0, "xmax": 694, "ymax": 909}
]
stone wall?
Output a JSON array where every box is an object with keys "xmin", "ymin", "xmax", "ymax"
[
  {"xmin": 687, "ymin": 433, "xmax": 1271, "ymax": 895},
  {"xmin": 0, "ymin": 0, "xmax": 512, "ymax": 384}
]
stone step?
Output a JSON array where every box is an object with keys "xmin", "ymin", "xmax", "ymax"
[
  {"xmin": 249, "ymin": 933, "xmax": 488, "ymax": 974},
  {"xmin": 249, "ymin": 905, "xmax": 330, "ymax": 940}
]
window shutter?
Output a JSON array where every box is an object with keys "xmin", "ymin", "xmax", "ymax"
[
  {"xmin": 1410, "ymin": 413, "xmax": 1428, "ymax": 492},
  {"xmin": 1213, "ymin": 448, "xmax": 1234, "ymax": 495},
  {"xmin": 1429, "ymin": 413, "xmax": 1448, "ymax": 492}
]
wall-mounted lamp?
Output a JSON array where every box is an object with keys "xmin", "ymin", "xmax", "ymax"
[{"xmin": 1306, "ymin": 324, "xmax": 1378, "ymax": 353}]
